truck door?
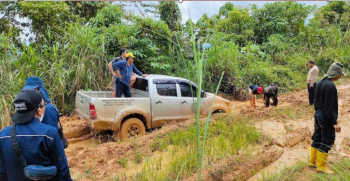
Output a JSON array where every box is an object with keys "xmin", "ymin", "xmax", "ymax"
[
  {"xmin": 152, "ymin": 79, "xmax": 181, "ymax": 128},
  {"xmin": 178, "ymin": 80, "xmax": 198, "ymax": 118}
]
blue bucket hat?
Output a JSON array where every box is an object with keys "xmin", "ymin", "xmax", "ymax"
[{"xmin": 22, "ymin": 77, "xmax": 51, "ymax": 103}]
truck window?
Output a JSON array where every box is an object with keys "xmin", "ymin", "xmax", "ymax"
[
  {"xmin": 133, "ymin": 78, "xmax": 148, "ymax": 92},
  {"xmin": 179, "ymin": 82, "xmax": 197, "ymax": 97},
  {"xmin": 156, "ymin": 84, "xmax": 177, "ymax": 97}
]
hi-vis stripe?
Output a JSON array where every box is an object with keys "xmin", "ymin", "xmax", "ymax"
[{"xmin": 0, "ymin": 135, "xmax": 53, "ymax": 140}]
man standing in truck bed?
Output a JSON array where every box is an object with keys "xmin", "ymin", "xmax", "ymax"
[
  {"xmin": 310, "ymin": 62, "xmax": 345, "ymax": 174},
  {"xmin": 113, "ymin": 52, "xmax": 148, "ymax": 97},
  {"xmin": 108, "ymin": 49, "xmax": 137, "ymax": 97}
]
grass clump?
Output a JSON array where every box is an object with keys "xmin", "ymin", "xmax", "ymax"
[
  {"xmin": 134, "ymin": 115, "xmax": 262, "ymax": 180},
  {"xmin": 134, "ymin": 147, "xmax": 143, "ymax": 164},
  {"xmin": 259, "ymin": 161, "xmax": 309, "ymax": 181},
  {"xmin": 119, "ymin": 156, "xmax": 128, "ymax": 168},
  {"xmin": 260, "ymin": 158, "xmax": 350, "ymax": 181},
  {"xmin": 314, "ymin": 158, "xmax": 350, "ymax": 181}
]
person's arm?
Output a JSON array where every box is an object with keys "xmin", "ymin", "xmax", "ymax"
[
  {"xmin": 324, "ymin": 86, "xmax": 338, "ymax": 125},
  {"xmin": 49, "ymin": 130, "xmax": 72, "ymax": 181},
  {"xmin": 132, "ymin": 64, "xmax": 143, "ymax": 76},
  {"xmin": 113, "ymin": 61, "xmax": 124, "ymax": 79},
  {"xmin": 0, "ymin": 152, "xmax": 7, "ymax": 181},
  {"xmin": 112, "ymin": 61, "xmax": 123, "ymax": 71},
  {"xmin": 108, "ymin": 62, "xmax": 117, "ymax": 76}
]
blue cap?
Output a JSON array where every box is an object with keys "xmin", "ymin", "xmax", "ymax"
[{"xmin": 21, "ymin": 76, "xmax": 51, "ymax": 103}]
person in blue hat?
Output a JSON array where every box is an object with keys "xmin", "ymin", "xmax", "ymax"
[
  {"xmin": 21, "ymin": 76, "xmax": 59, "ymax": 129},
  {"xmin": 0, "ymin": 89, "xmax": 72, "ymax": 180}
]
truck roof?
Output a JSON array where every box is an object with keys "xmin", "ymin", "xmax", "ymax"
[{"xmin": 137, "ymin": 74, "xmax": 189, "ymax": 82}]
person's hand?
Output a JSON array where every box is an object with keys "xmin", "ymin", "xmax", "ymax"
[
  {"xmin": 142, "ymin": 74, "xmax": 148, "ymax": 78},
  {"xmin": 334, "ymin": 124, "xmax": 341, "ymax": 132},
  {"xmin": 116, "ymin": 70, "xmax": 122, "ymax": 79},
  {"xmin": 132, "ymin": 73, "xmax": 136, "ymax": 76},
  {"xmin": 112, "ymin": 72, "xmax": 117, "ymax": 77}
]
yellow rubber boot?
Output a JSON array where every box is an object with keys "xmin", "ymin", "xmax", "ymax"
[
  {"xmin": 316, "ymin": 151, "xmax": 333, "ymax": 174},
  {"xmin": 309, "ymin": 147, "xmax": 317, "ymax": 168},
  {"xmin": 250, "ymin": 95, "xmax": 254, "ymax": 108}
]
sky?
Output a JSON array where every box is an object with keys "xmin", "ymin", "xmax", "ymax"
[{"xmin": 120, "ymin": 1, "xmax": 329, "ymax": 24}]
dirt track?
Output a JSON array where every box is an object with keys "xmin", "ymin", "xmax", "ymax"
[{"xmin": 61, "ymin": 81, "xmax": 350, "ymax": 181}]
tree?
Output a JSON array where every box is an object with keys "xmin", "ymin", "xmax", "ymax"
[
  {"xmin": 0, "ymin": 2, "xmax": 22, "ymax": 45},
  {"xmin": 18, "ymin": 2, "xmax": 76, "ymax": 41},
  {"xmin": 218, "ymin": 2, "xmax": 234, "ymax": 19},
  {"xmin": 251, "ymin": 2, "xmax": 315, "ymax": 44},
  {"xmin": 116, "ymin": 1, "xmax": 158, "ymax": 18},
  {"xmin": 65, "ymin": 1, "xmax": 110, "ymax": 21},
  {"xmin": 157, "ymin": 1, "xmax": 182, "ymax": 32},
  {"xmin": 196, "ymin": 14, "xmax": 220, "ymax": 44},
  {"xmin": 314, "ymin": 1, "xmax": 350, "ymax": 31},
  {"xmin": 89, "ymin": 5, "xmax": 123, "ymax": 28},
  {"xmin": 217, "ymin": 7, "xmax": 254, "ymax": 45}
]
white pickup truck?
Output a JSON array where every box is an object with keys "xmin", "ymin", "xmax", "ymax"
[{"xmin": 75, "ymin": 75, "xmax": 232, "ymax": 140}]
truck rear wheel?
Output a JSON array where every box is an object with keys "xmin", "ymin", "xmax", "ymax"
[{"xmin": 120, "ymin": 118, "xmax": 146, "ymax": 140}]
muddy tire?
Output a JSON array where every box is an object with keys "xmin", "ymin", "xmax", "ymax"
[
  {"xmin": 212, "ymin": 109, "xmax": 226, "ymax": 114},
  {"xmin": 120, "ymin": 118, "xmax": 146, "ymax": 140}
]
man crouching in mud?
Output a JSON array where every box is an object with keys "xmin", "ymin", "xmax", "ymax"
[{"xmin": 310, "ymin": 62, "xmax": 345, "ymax": 174}]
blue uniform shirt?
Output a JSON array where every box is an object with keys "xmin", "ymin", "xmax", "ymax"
[
  {"xmin": 42, "ymin": 103, "xmax": 59, "ymax": 129},
  {"xmin": 0, "ymin": 118, "xmax": 72, "ymax": 181},
  {"xmin": 113, "ymin": 60, "xmax": 143, "ymax": 86}
]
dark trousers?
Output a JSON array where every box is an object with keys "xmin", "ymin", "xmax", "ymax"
[
  {"xmin": 116, "ymin": 79, "xmax": 131, "ymax": 98},
  {"xmin": 263, "ymin": 92, "xmax": 278, "ymax": 107},
  {"xmin": 311, "ymin": 110, "xmax": 335, "ymax": 153},
  {"xmin": 308, "ymin": 83, "xmax": 315, "ymax": 105}
]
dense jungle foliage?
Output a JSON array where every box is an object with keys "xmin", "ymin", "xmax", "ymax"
[{"xmin": 1, "ymin": 1, "xmax": 350, "ymax": 127}]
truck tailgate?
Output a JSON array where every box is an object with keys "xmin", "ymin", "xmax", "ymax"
[
  {"xmin": 75, "ymin": 91, "xmax": 151, "ymax": 130},
  {"xmin": 75, "ymin": 91, "xmax": 93, "ymax": 121}
]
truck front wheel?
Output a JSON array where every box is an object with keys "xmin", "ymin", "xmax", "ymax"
[{"xmin": 120, "ymin": 118, "xmax": 146, "ymax": 140}]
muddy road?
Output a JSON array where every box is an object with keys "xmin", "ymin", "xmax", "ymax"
[{"xmin": 61, "ymin": 81, "xmax": 350, "ymax": 181}]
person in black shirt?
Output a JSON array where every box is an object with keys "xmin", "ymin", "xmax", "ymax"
[
  {"xmin": 310, "ymin": 62, "xmax": 345, "ymax": 174},
  {"xmin": 263, "ymin": 82, "xmax": 279, "ymax": 107}
]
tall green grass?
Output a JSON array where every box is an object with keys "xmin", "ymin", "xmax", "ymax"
[
  {"xmin": 0, "ymin": 23, "xmax": 111, "ymax": 128},
  {"xmin": 260, "ymin": 158, "xmax": 350, "ymax": 181},
  {"xmin": 135, "ymin": 116, "xmax": 262, "ymax": 180}
]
